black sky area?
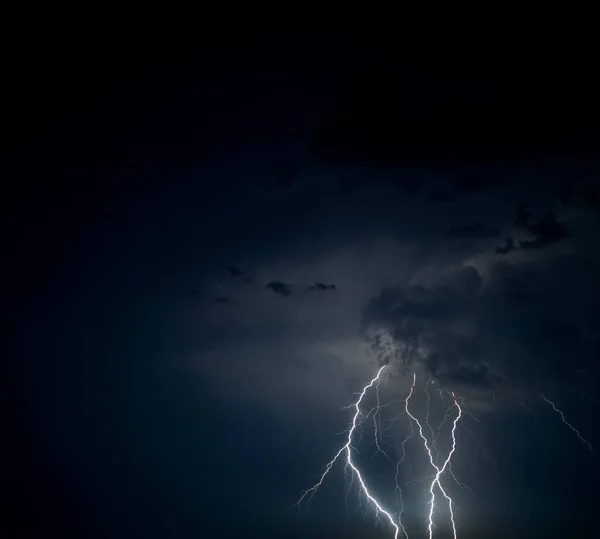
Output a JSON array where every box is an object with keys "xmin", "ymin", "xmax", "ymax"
[{"xmin": 4, "ymin": 14, "xmax": 600, "ymax": 539}]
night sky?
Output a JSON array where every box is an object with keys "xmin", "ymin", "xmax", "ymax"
[{"xmin": 5, "ymin": 16, "xmax": 600, "ymax": 539}]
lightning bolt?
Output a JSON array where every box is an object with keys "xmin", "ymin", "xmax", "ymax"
[
  {"xmin": 424, "ymin": 385, "xmax": 473, "ymax": 504},
  {"xmin": 405, "ymin": 374, "xmax": 462, "ymax": 539},
  {"xmin": 298, "ymin": 357, "xmax": 594, "ymax": 539},
  {"xmin": 299, "ymin": 365, "xmax": 470, "ymax": 539},
  {"xmin": 541, "ymin": 394, "xmax": 594, "ymax": 454},
  {"xmin": 297, "ymin": 365, "xmax": 403, "ymax": 538}
]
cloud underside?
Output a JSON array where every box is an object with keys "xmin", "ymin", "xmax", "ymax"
[{"xmin": 363, "ymin": 256, "xmax": 600, "ymax": 393}]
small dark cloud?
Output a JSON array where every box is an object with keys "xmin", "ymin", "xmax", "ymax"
[
  {"xmin": 241, "ymin": 277, "xmax": 255, "ymax": 284},
  {"xmin": 214, "ymin": 296, "xmax": 235, "ymax": 303},
  {"xmin": 228, "ymin": 266, "xmax": 244, "ymax": 278},
  {"xmin": 495, "ymin": 237, "xmax": 514, "ymax": 255},
  {"xmin": 519, "ymin": 211, "xmax": 571, "ymax": 249},
  {"xmin": 305, "ymin": 282, "xmax": 337, "ymax": 292},
  {"xmin": 266, "ymin": 281, "xmax": 293, "ymax": 296},
  {"xmin": 447, "ymin": 222, "xmax": 501, "ymax": 239}
]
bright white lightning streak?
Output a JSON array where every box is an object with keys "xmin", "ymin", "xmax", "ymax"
[
  {"xmin": 426, "ymin": 389, "xmax": 473, "ymax": 498},
  {"xmin": 541, "ymin": 394, "xmax": 594, "ymax": 454},
  {"xmin": 297, "ymin": 366, "xmax": 402, "ymax": 539},
  {"xmin": 405, "ymin": 374, "xmax": 462, "ymax": 539}
]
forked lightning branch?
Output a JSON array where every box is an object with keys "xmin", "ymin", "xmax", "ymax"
[{"xmin": 297, "ymin": 364, "xmax": 593, "ymax": 539}]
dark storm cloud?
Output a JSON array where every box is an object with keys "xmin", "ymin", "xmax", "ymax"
[
  {"xmin": 362, "ymin": 255, "xmax": 600, "ymax": 393},
  {"xmin": 266, "ymin": 280, "xmax": 293, "ymax": 296},
  {"xmin": 447, "ymin": 222, "xmax": 501, "ymax": 239},
  {"xmin": 363, "ymin": 266, "xmax": 485, "ymax": 383},
  {"xmin": 305, "ymin": 282, "xmax": 337, "ymax": 292}
]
